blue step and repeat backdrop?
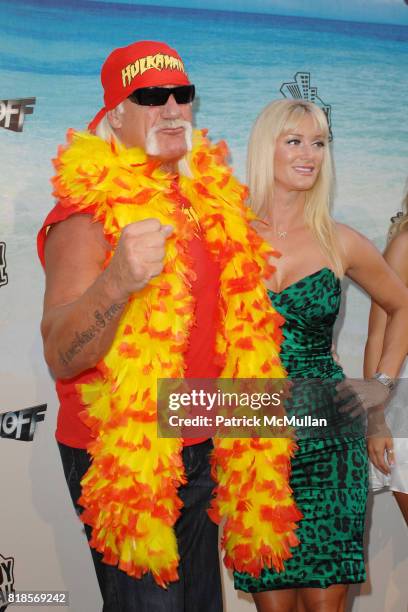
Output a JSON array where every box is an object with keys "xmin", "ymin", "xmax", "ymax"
[{"xmin": 1, "ymin": 1, "xmax": 407, "ymax": 610}]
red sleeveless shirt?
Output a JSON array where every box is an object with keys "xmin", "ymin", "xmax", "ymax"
[{"xmin": 38, "ymin": 203, "xmax": 221, "ymax": 448}]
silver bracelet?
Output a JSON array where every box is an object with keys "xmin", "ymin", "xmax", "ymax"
[{"xmin": 372, "ymin": 372, "xmax": 395, "ymax": 391}]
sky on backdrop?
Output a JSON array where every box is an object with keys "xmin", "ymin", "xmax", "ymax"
[{"xmin": 88, "ymin": 0, "xmax": 408, "ymax": 26}]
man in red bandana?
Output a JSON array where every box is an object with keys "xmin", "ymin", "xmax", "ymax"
[
  {"xmin": 38, "ymin": 40, "xmax": 223, "ymax": 612},
  {"xmin": 38, "ymin": 39, "xmax": 297, "ymax": 612}
]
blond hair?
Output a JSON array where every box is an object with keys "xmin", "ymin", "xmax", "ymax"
[
  {"xmin": 247, "ymin": 99, "xmax": 343, "ymax": 277},
  {"xmin": 93, "ymin": 104, "xmax": 124, "ymax": 144},
  {"xmin": 388, "ymin": 183, "xmax": 408, "ymax": 242}
]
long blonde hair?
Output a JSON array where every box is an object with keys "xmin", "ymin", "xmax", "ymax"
[
  {"xmin": 388, "ymin": 183, "xmax": 408, "ymax": 242},
  {"xmin": 247, "ymin": 99, "xmax": 343, "ymax": 277}
]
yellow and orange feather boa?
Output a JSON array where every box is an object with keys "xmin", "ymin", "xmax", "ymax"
[{"xmin": 52, "ymin": 128, "xmax": 302, "ymax": 586}]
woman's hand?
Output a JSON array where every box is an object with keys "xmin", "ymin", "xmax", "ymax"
[
  {"xmin": 331, "ymin": 343, "xmax": 340, "ymax": 365},
  {"xmin": 367, "ymin": 431, "xmax": 394, "ymax": 475},
  {"xmin": 367, "ymin": 406, "xmax": 394, "ymax": 475},
  {"xmin": 336, "ymin": 378, "xmax": 391, "ymax": 418}
]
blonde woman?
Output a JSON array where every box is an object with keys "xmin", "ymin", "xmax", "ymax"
[
  {"xmin": 365, "ymin": 190, "xmax": 408, "ymax": 526},
  {"xmin": 234, "ymin": 99, "xmax": 408, "ymax": 612}
]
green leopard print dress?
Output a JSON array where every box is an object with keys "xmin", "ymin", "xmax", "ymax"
[{"xmin": 234, "ymin": 267, "xmax": 368, "ymax": 592}]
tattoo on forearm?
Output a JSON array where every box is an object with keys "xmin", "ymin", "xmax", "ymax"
[
  {"xmin": 104, "ymin": 302, "xmax": 124, "ymax": 321},
  {"xmin": 59, "ymin": 303, "xmax": 125, "ymax": 367}
]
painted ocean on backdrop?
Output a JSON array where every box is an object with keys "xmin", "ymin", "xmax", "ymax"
[
  {"xmin": 1, "ymin": 0, "xmax": 407, "ymax": 232},
  {"xmin": 0, "ymin": 0, "xmax": 407, "ymax": 372}
]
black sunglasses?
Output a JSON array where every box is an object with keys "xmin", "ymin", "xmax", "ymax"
[{"xmin": 128, "ymin": 84, "xmax": 195, "ymax": 107}]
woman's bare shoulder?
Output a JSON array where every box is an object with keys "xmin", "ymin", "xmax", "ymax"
[
  {"xmin": 386, "ymin": 229, "xmax": 408, "ymax": 254},
  {"xmin": 335, "ymin": 221, "xmax": 368, "ymax": 244}
]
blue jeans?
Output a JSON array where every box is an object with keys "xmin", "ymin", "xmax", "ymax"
[{"xmin": 58, "ymin": 439, "xmax": 223, "ymax": 612}]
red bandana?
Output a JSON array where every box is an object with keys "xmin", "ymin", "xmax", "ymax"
[{"xmin": 88, "ymin": 40, "xmax": 191, "ymax": 131}]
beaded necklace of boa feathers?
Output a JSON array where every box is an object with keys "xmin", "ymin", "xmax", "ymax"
[{"xmin": 52, "ymin": 128, "xmax": 302, "ymax": 587}]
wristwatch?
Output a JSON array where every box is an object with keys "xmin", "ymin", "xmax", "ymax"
[{"xmin": 372, "ymin": 372, "xmax": 395, "ymax": 391}]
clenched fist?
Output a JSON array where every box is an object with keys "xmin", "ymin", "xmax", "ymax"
[{"xmin": 105, "ymin": 218, "xmax": 173, "ymax": 301}]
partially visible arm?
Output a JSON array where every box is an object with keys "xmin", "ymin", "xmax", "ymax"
[
  {"xmin": 338, "ymin": 224, "xmax": 408, "ymax": 379},
  {"xmin": 358, "ymin": 230, "xmax": 408, "ymax": 474},
  {"xmin": 41, "ymin": 214, "xmax": 172, "ymax": 380},
  {"xmin": 364, "ymin": 306, "xmax": 387, "ymax": 378},
  {"xmin": 363, "ymin": 231, "xmax": 408, "ymax": 377}
]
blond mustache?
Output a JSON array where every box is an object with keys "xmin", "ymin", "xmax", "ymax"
[{"xmin": 146, "ymin": 120, "xmax": 193, "ymax": 155}]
